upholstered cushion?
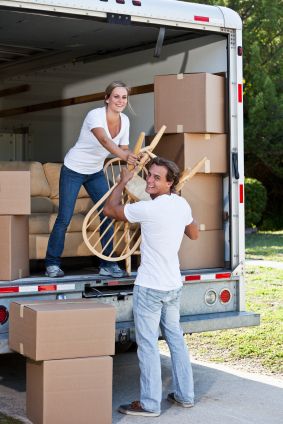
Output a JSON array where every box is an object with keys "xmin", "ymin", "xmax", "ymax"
[
  {"xmin": 43, "ymin": 163, "xmax": 89, "ymax": 199},
  {"xmin": 0, "ymin": 161, "xmax": 50, "ymax": 197},
  {"xmin": 29, "ymin": 213, "xmax": 86, "ymax": 234},
  {"xmin": 52, "ymin": 197, "xmax": 94, "ymax": 214},
  {"xmin": 31, "ymin": 197, "xmax": 54, "ymax": 213},
  {"xmin": 29, "ymin": 231, "xmax": 99, "ymax": 259}
]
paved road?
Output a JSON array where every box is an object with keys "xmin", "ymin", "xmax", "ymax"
[
  {"xmin": 0, "ymin": 351, "xmax": 282, "ymax": 424},
  {"xmin": 246, "ymin": 259, "xmax": 283, "ymax": 269}
]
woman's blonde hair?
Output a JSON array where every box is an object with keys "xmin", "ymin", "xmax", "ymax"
[{"xmin": 104, "ymin": 81, "xmax": 135, "ymax": 114}]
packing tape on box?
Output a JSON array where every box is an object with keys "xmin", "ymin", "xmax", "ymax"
[
  {"xmin": 19, "ymin": 343, "xmax": 24, "ymax": 355},
  {"xmin": 177, "ymin": 73, "xmax": 184, "ymax": 80},
  {"xmin": 177, "ymin": 125, "xmax": 184, "ymax": 133},
  {"xmin": 199, "ymin": 224, "xmax": 206, "ymax": 231},
  {"xmin": 204, "ymin": 134, "xmax": 211, "ymax": 140},
  {"xmin": 204, "ymin": 159, "xmax": 211, "ymax": 173}
]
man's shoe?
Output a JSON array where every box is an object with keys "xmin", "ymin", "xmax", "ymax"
[
  {"xmin": 167, "ymin": 393, "xmax": 194, "ymax": 408},
  {"xmin": 45, "ymin": 265, "xmax": 64, "ymax": 278},
  {"xmin": 118, "ymin": 401, "xmax": 160, "ymax": 417},
  {"xmin": 99, "ymin": 263, "xmax": 127, "ymax": 278}
]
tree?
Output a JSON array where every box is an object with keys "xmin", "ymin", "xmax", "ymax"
[{"xmin": 180, "ymin": 0, "xmax": 283, "ymax": 228}]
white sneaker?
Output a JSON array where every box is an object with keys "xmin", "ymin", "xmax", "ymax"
[
  {"xmin": 99, "ymin": 263, "xmax": 127, "ymax": 278},
  {"xmin": 45, "ymin": 265, "xmax": 64, "ymax": 278}
]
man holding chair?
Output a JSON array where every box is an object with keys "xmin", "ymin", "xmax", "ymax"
[{"xmin": 103, "ymin": 156, "xmax": 199, "ymax": 417}]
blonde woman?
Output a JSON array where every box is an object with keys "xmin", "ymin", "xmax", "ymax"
[{"xmin": 45, "ymin": 81, "xmax": 137, "ymax": 278}]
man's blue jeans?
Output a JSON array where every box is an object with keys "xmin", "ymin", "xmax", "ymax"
[
  {"xmin": 133, "ymin": 285, "xmax": 194, "ymax": 414},
  {"xmin": 45, "ymin": 165, "xmax": 113, "ymax": 267}
]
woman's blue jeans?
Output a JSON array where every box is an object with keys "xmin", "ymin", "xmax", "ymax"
[
  {"xmin": 45, "ymin": 165, "xmax": 113, "ymax": 267},
  {"xmin": 133, "ymin": 285, "xmax": 194, "ymax": 414}
]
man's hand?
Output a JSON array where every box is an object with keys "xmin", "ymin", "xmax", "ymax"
[
  {"xmin": 120, "ymin": 167, "xmax": 134, "ymax": 185},
  {"xmin": 103, "ymin": 167, "xmax": 132, "ymax": 222}
]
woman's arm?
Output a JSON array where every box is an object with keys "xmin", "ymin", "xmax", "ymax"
[{"xmin": 92, "ymin": 127, "xmax": 137, "ymax": 165}]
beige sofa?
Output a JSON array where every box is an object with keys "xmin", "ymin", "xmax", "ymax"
[{"xmin": 0, "ymin": 161, "xmax": 98, "ymax": 260}]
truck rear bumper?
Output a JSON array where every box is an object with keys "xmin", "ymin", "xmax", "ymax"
[
  {"xmin": 116, "ymin": 311, "xmax": 260, "ymax": 341},
  {"xmin": 180, "ymin": 311, "xmax": 260, "ymax": 333}
]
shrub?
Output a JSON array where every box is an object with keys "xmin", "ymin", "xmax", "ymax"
[{"xmin": 245, "ymin": 178, "xmax": 267, "ymax": 228}]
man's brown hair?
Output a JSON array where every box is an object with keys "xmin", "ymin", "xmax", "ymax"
[{"xmin": 147, "ymin": 156, "xmax": 180, "ymax": 193}]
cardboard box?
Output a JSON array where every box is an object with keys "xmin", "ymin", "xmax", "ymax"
[
  {"xmin": 147, "ymin": 133, "xmax": 228, "ymax": 173},
  {"xmin": 0, "ymin": 171, "xmax": 30, "ymax": 214},
  {"xmin": 154, "ymin": 73, "xmax": 225, "ymax": 133},
  {"xmin": 0, "ymin": 215, "xmax": 29, "ymax": 280},
  {"xmin": 179, "ymin": 230, "xmax": 224, "ymax": 269},
  {"xmin": 9, "ymin": 299, "xmax": 116, "ymax": 360},
  {"xmin": 181, "ymin": 174, "xmax": 223, "ymax": 231},
  {"xmin": 27, "ymin": 356, "xmax": 112, "ymax": 424}
]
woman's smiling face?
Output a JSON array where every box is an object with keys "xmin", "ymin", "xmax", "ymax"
[{"xmin": 106, "ymin": 87, "xmax": 128, "ymax": 113}]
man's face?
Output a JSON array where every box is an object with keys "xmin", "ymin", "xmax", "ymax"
[{"xmin": 145, "ymin": 164, "xmax": 172, "ymax": 199}]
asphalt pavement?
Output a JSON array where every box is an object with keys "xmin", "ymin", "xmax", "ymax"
[
  {"xmin": 0, "ymin": 351, "xmax": 282, "ymax": 424},
  {"xmin": 245, "ymin": 259, "xmax": 283, "ymax": 269}
]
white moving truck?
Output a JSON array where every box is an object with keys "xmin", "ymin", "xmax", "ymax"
[{"xmin": 0, "ymin": 0, "xmax": 259, "ymax": 353}]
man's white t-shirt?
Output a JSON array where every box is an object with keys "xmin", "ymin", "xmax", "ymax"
[
  {"xmin": 64, "ymin": 106, "xmax": 129, "ymax": 174},
  {"xmin": 124, "ymin": 193, "xmax": 193, "ymax": 291}
]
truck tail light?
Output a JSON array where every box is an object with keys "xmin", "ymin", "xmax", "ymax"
[
  {"xmin": 205, "ymin": 290, "xmax": 217, "ymax": 305},
  {"xmin": 220, "ymin": 289, "xmax": 231, "ymax": 304},
  {"xmin": 0, "ymin": 306, "xmax": 9, "ymax": 325},
  {"xmin": 194, "ymin": 15, "xmax": 209, "ymax": 22}
]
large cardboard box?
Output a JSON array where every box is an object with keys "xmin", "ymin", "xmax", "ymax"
[
  {"xmin": 9, "ymin": 299, "xmax": 116, "ymax": 360},
  {"xmin": 0, "ymin": 215, "xmax": 29, "ymax": 280},
  {"xmin": 181, "ymin": 174, "xmax": 223, "ymax": 231},
  {"xmin": 27, "ymin": 356, "xmax": 112, "ymax": 424},
  {"xmin": 0, "ymin": 171, "xmax": 30, "ymax": 214},
  {"xmin": 154, "ymin": 73, "xmax": 225, "ymax": 133},
  {"xmin": 179, "ymin": 230, "xmax": 225, "ymax": 269},
  {"xmin": 147, "ymin": 133, "xmax": 228, "ymax": 173}
]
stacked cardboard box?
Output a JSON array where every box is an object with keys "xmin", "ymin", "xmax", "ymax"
[
  {"xmin": 0, "ymin": 170, "xmax": 30, "ymax": 280},
  {"xmin": 9, "ymin": 299, "xmax": 116, "ymax": 424},
  {"xmin": 152, "ymin": 73, "xmax": 227, "ymax": 269}
]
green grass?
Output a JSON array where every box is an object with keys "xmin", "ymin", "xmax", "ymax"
[
  {"xmin": 181, "ymin": 231, "xmax": 283, "ymax": 376},
  {"xmin": 245, "ymin": 230, "xmax": 283, "ymax": 261},
  {"xmin": 186, "ymin": 265, "xmax": 283, "ymax": 376}
]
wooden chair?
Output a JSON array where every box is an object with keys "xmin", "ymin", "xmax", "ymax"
[{"xmin": 82, "ymin": 125, "xmax": 208, "ymax": 274}]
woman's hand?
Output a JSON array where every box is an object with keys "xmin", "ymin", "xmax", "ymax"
[{"xmin": 124, "ymin": 150, "xmax": 138, "ymax": 166}]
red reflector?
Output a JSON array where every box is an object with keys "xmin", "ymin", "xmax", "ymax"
[
  {"xmin": 0, "ymin": 286, "xmax": 19, "ymax": 293},
  {"xmin": 237, "ymin": 46, "xmax": 243, "ymax": 56},
  {"xmin": 194, "ymin": 15, "xmax": 209, "ymax": 22},
  {"xmin": 38, "ymin": 284, "xmax": 57, "ymax": 292},
  {"xmin": 107, "ymin": 281, "xmax": 119, "ymax": 286},
  {"xmin": 132, "ymin": 0, "xmax": 141, "ymax": 5},
  {"xmin": 220, "ymin": 289, "xmax": 231, "ymax": 303},
  {"xmin": 185, "ymin": 275, "xmax": 201, "ymax": 281},
  {"xmin": 238, "ymin": 83, "xmax": 243, "ymax": 102},
  {"xmin": 216, "ymin": 273, "xmax": 231, "ymax": 279},
  {"xmin": 0, "ymin": 306, "xmax": 9, "ymax": 325},
  {"xmin": 239, "ymin": 184, "xmax": 244, "ymax": 203}
]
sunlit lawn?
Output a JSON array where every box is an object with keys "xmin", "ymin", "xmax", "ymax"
[
  {"xmin": 245, "ymin": 231, "xmax": 283, "ymax": 261},
  {"xmin": 161, "ymin": 231, "xmax": 283, "ymax": 376}
]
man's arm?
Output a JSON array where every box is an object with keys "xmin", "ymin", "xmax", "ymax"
[
  {"xmin": 103, "ymin": 168, "xmax": 134, "ymax": 221},
  {"xmin": 184, "ymin": 219, "xmax": 199, "ymax": 240}
]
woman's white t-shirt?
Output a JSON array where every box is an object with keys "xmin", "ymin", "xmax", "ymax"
[
  {"xmin": 64, "ymin": 106, "xmax": 129, "ymax": 174},
  {"xmin": 124, "ymin": 194, "xmax": 193, "ymax": 291}
]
